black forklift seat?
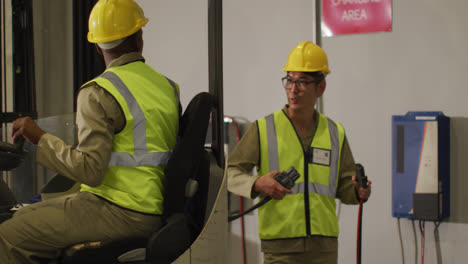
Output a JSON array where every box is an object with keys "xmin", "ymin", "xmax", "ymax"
[
  {"xmin": 56, "ymin": 92, "xmax": 215, "ymax": 264},
  {"xmin": 0, "ymin": 137, "xmax": 26, "ymax": 223}
]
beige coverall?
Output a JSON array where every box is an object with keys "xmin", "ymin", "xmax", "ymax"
[{"xmin": 0, "ymin": 53, "xmax": 166, "ymax": 263}]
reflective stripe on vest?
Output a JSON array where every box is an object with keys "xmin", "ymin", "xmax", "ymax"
[
  {"xmin": 101, "ymin": 71, "xmax": 178, "ymax": 167},
  {"xmin": 265, "ymin": 113, "xmax": 340, "ymax": 198}
]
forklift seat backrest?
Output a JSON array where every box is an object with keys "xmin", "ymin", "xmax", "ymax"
[
  {"xmin": 59, "ymin": 92, "xmax": 214, "ymax": 264},
  {"xmin": 145, "ymin": 92, "xmax": 213, "ymax": 263}
]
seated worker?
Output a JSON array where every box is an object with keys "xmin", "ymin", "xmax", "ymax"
[
  {"xmin": 0, "ymin": 0, "xmax": 180, "ymax": 263},
  {"xmin": 227, "ymin": 41, "xmax": 372, "ymax": 264}
]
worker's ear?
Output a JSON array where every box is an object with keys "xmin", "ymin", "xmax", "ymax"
[
  {"xmin": 95, "ymin": 44, "xmax": 102, "ymax": 55},
  {"xmin": 316, "ymin": 80, "xmax": 326, "ymax": 97}
]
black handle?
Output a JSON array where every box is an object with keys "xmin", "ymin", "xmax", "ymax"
[
  {"xmin": 0, "ymin": 136, "xmax": 25, "ymax": 154},
  {"xmin": 228, "ymin": 167, "xmax": 300, "ymax": 222},
  {"xmin": 14, "ymin": 136, "xmax": 25, "ymax": 153},
  {"xmin": 355, "ymin": 163, "xmax": 368, "ymax": 189},
  {"xmin": 274, "ymin": 167, "xmax": 300, "ymax": 190}
]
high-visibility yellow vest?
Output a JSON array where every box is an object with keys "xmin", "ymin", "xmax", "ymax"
[
  {"xmin": 257, "ymin": 110, "xmax": 345, "ymax": 239},
  {"xmin": 80, "ymin": 61, "xmax": 179, "ymax": 214}
]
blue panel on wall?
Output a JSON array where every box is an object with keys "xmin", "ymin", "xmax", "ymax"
[
  {"xmin": 391, "ymin": 112, "xmax": 450, "ymax": 220},
  {"xmin": 392, "ymin": 121, "xmax": 425, "ymax": 218}
]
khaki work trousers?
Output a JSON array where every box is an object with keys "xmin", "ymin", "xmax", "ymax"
[
  {"xmin": 0, "ymin": 191, "xmax": 162, "ymax": 264},
  {"xmin": 262, "ymin": 236, "xmax": 338, "ymax": 264}
]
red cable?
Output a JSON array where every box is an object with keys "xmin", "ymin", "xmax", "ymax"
[
  {"xmin": 357, "ymin": 199, "xmax": 363, "ymax": 264},
  {"xmin": 225, "ymin": 115, "xmax": 246, "ymax": 264},
  {"xmin": 225, "ymin": 115, "xmax": 241, "ymax": 143}
]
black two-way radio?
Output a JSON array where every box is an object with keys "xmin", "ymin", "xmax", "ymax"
[{"xmin": 228, "ymin": 167, "xmax": 300, "ymax": 222}]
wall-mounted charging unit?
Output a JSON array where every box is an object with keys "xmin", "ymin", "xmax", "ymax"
[{"xmin": 392, "ymin": 112, "xmax": 450, "ymax": 220}]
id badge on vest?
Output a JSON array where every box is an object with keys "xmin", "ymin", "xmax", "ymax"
[{"xmin": 311, "ymin": 147, "xmax": 331, "ymax": 166}]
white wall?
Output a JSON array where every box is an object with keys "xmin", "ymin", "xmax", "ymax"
[
  {"xmin": 323, "ymin": 1, "xmax": 468, "ymax": 264},
  {"xmin": 75, "ymin": 0, "xmax": 468, "ymax": 263},
  {"xmin": 139, "ymin": 1, "xmax": 208, "ymax": 109}
]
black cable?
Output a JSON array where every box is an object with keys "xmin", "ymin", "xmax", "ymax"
[
  {"xmin": 434, "ymin": 221, "xmax": 442, "ymax": 264},
  {"xmin": 228, "ymin": 197, "xmax": 272, "ymax": 222},
  {"xmin": 419, "ymin": 220, "xmax": 425, "ymax": 264},
  {"xmin": 411, "ymin": 219, "xmax": 418, "ymax": 264},
  {"xmin": 354, "ymin": 163, "xmax": 367, "ymax": 264},
  {"xmin": 397, "ymin": 218, "xmax": 405, "ymax": 264}
]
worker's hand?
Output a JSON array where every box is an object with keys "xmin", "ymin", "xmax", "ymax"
[
  {"xmin": 352, "ymin": 176, "xmax": 372, "ymax": 201},
  {"xmin": 12, "ymin": 117, "xmax": 46, "ymax": 145},
  {"xmin": 254, "ymin": 171, "xmax": 292, "ymax": 200}
]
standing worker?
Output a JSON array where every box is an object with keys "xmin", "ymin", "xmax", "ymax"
[
  {"xmin": 227, "ymin": 41, "xmax": 372, "ymax": 264},
  {"xmin": 0, "ymin": 0, "xmax": 180, "ymax": 263}
]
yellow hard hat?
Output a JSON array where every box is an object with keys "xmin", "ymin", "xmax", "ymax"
[
  {"xmin": 87, "ymin": 0, "xmax": 148, "ymax": 44},
  {"xmin": 281, "ymin": 41, "xmax": 331, "ymax": 74}
]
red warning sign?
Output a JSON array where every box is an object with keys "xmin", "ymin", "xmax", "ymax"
[{"xmin": 322, "ymin": 0, "xmax": 392, "ymax": 37}]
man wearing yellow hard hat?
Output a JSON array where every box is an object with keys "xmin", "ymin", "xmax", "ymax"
[
  {"xmin": 227, "ymin": 41, "xmax": 372, "ymax": 263},
  {"xmin": 0, "ymin": 0, "xmax": 180, "ymax": 262}
]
